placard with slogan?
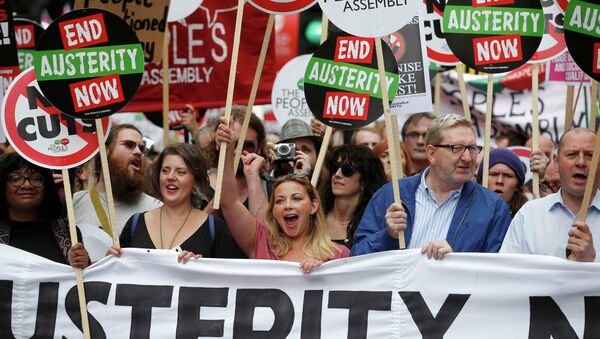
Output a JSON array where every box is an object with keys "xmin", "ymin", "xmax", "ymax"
[
  {"xmin": 318, "ymin": 0, "xmax": 420, "ymax": 37},
  {"xmin": 74, "ymin": 0, "xmax": 170, "ymax": 63},
  {"xmin": 443, "ymin": 0, "xmax": 544, "ymax": 73},
  {"xmin": 304, "ymin": 35, "xmax": 399, "ymax": 129},
  {"xmin": 14, "ymin": 17, "xmax": 45, "ymax": 71},
  {"xmin": 272, "ymin": 54, "xmax": 312, "ymax": 126},
  {"xmin": 0, "ymin": 0, "xmax": 19, "ymax": 95},
  {"xmin": 248, "ymin": 0, "xmax": 317, "ymax": 14},
  {"xmin": 34, "ymin": 9, "xmax": 144, "ymax": 119},
  {"xmin": 564, "ymin": 0, "xmax": 600, "ymax": 82},
  {"xmin": 423, "ymin": 0, "xmax": 461, "ymax": 65},
  {"xmin": 1, "ymin": 68, "xmax": 109, "ymax": 169},
  {"xmin": 527, "ymin": 0, "xmax": 567, "ymax": 63}
]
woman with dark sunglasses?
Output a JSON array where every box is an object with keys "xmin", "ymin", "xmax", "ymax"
[
  {"xmin": 0, "ymin": 152, "xmax": 89, "ymax": 268},
  {"xmin": 321, "ymin": 145, "xmax": 388, "ymax": 248},
  {"xmin": 215, "ymin": 117, "xmax": 349, "ymax": 273}
]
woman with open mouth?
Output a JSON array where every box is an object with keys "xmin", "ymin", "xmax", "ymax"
[{"xmin": 215, "ymin": 117, "xmax": 349, "ymax": 273}]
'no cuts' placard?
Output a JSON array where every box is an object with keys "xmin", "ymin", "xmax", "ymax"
[
  {"xmin": 34, "ymin": 9, "xmax": 144, "ymax": 119},
  {"xmin": 443, "ymin": 0, "xmax": 544, "ymax": 73},
  {"xmin": 1, "ymin": 68, "xmax": 110, "ymax": 169},
  {"xmin": 564, "ymin": 0, "xmax": 600, "ymax": 82},
  {"xmin": 304, "ymin": 35, "xmax": 399, "ymax": 129}
]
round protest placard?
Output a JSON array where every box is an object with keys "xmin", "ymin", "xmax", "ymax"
[
  {"xmin": 34, "ymin": 8, "xmax": 144, "ymax": 119},
  {"xmin": 528, "ymin": 1, "xmax": 567, "ymax": 63},
  {"xmin": 303, "ymin": 35, "xmax": 399, "ymax": 129},
  {"xmin": 248, "ymin": 0, "xmax": 317, "ymax": 14},
  {"xmin": 14, "ymin": 18, "xmax": 45, "ymax": 71},
  {"xmin": 272, "ymin": 54, "xmax": 312, "ymax": 126},
  {"xmin": 318, "ymin": 0, "xmax": 420, "ymax": 37},
  {"xmin": 442, "ymin": 0, "xmax": 544, "ymax": 73},
  {"xmin": 167, "ymin": 0, "xmax": 204, "ymax": 22},
  {"xmin": 1, "ymin": 68, "xmax": 110, "ymax": 169},
  {"xmin": 564, "ymin": 0, "xmax": 600, "ymax": 82},
  {"xmin": 422, "ymin": 0, "xmax": 461, "ymax": 65}
]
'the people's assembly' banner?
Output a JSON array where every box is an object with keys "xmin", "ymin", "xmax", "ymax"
[{"xmin": 2, "ymin": 246, "xmax": 599, "ymax": 338}]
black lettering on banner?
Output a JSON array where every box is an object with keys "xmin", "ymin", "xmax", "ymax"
[
  {"xmin": 584, "ymin": 297, "xmax": 600, "ymax": 338},
  {"xmin": 328, "ymin": 291, "xmax": 392, "ymax": 339},
  {"xmin": 115, "ymin": 284, "xmax": 174, "ymax": 339},
  {"xmin": 176, "ymin": 287, "xmax": 228, "ymax": 338},
  {"xmin": 528, "ymin": 296, "xmax": 577, "ymax": 339},
  {"xmin": 301, "ymin": 290, "xmax": 324, "ymax": 339},
  {"xmin": 65, "ymin": 282, "xmax": 111, "ymax": 339},
  {"xmin": 399, "ymin": 292, "xmax": 470, "ymax": 339},
  {"xmin": 233, "ymin": 289, "xmax": 294, "ymax": 339},
  {"xmin": 0, "ymin": 281, "xmax": 59, "ymax": 339}
]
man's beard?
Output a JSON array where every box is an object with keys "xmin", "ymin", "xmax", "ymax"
[{"xmin": 109, "ymin": 158, "xmax": 144, "ymax": 204}]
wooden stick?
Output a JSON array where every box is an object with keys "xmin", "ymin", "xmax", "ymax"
[
  {"xmin": 531, "ymin": 63, "xmax": 540, "ymax": 199},
  {"xmin": 572, "ymin": 80, "xmax": 584, "ymax": 125},
  {"xmin": 162, "ymin": 30, "xmax": 170, "ymax": 147},
  {"xmin": 482, "ymin": 74, "xmax": 493, "ymax": 189},
  {"xmin": 233, "ymin": 14, "xmax": 274, "ymax": 170},
  {"xmin": 565, "ymin": 85, "xmax": 574, "ymax": 132},
  {"xmin": 433, "ymin": 73, "xmax": 441, "ymax": 117},
  {"xmin": 95, "ymin": 119, "xmax": 119, "ymax": 246},
  {"xmin": 375, "ymin": 37, "xmax": 405, "ymax": 249},
  {"xmin": 310, "ymin": 14, "xmax": 331, "ymax": 188},
  {"xmin": 391, "ymin": 115, "xmax": 405, "ymax": 179},
  {"xmin": 62, "ymin": 169, "xmax": 91, "ymax": 339},
  {"xmin": 590, "ymin": 80, "xmax": 598, "ymax": 129},
  {"xmin": 456, "ymin": 65, "xmax": 472, "ymax": 121},
  {"xmin": 213, "ymin": 0, "xmax": 245, "ymax": 210}
]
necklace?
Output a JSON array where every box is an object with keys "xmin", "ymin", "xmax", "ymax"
[{"xmin": 159, "ymin": 206, "xmax": 193, "ymax": 249}]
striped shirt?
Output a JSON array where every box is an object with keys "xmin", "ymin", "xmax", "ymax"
[{"xmin": 408, "ymin": 169, "xmax": 463, "ymax": 249}]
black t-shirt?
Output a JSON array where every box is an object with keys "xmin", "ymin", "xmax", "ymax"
[
  {"xmin": 120, "ymin": 212, "xmax": 246, "ymax": 259},
  {"xmin": 9, "ymin": 220, "xmax": 68, "ymax": 264}
]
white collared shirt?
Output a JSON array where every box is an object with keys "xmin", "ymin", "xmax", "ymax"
[{"xmin": 500, "ymin": 189, "xmax": 600, "ymax": 261}]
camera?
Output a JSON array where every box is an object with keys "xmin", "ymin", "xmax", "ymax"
[{"xmin": 274, "ymin": 143, "xmax": 296, "ymax": 161}]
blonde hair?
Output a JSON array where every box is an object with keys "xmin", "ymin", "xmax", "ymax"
[
  {"xmin": 425, "ymin": 114, "xmax": 474, "ymax": 146},
  {"xmin": 264, "ymin": 175, "xmax": 340, "ymax": 260}
]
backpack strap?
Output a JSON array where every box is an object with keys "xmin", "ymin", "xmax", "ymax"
[
  {"xmin": 131, "ymin": 213, "xmax": 141, "ymax": 237},
  {"xmin": 208, "ymin": 215, "xmax": 215, "ymax": 241}
]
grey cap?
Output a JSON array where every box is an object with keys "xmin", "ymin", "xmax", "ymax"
[{"xmin": 279, "ymin": 119, "xmax": 323, "ymax": 148}]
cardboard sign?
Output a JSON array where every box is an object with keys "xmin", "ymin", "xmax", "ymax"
[
  {"xmin": 1, "ymin": 68, "xmax": 109, "ymax": 169},
  {"xmin": 304, "ymin": 35, "xmax": 399, "ymax": 129},
  {"xmin": 74, "ymin": 0, "xmax": 170, "ymax": 63},
  {"xmin": 423, "ymin": 0, "xmax": 461, "ymax": 65},
  {"xmin": 564, "ymin": 0, "xmax": 600, "ymax": 82},
  {"xmin": 167, "ymin": 0, "xmax": 203, "ymax": 22},
  {"xmin": 0, "ymin": 0, "xmax": 19, "ymax": 96},
  {"xmin": 248, "ymin": 0, "xmax": 316, "ymax": 14},
  {"xmin": 547, "ymin": 51, "xmax": 591, "ymax": 85},
  {"xmin": 389, "ymin": 13, "xmax": 433, "ymax": 116},
  {"xmin": 528, "ymin": 0, "xmax": 567, "ymax": 63},
  {"xmin": 34, "ymin": 9, "xmax": 144, "ymax": 119},
  {"xmin": 14, "ymin": 18, "xmax": 45, "ymax": 71},
  {"xmin": 443, "ymin": 0, "xmax": 544, "ymax": 73},
  {"xmin": 272, "ymin": 54, "xmax": 312, "ymax": 126},
  {"xmin": 318, "ymin": 0, "xmax": 420, "ymax": 37}
]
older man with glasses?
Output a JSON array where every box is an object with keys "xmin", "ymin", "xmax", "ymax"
[{"xmin": 352, "ymin": 114, "xmax": 512, "ymax": 259}]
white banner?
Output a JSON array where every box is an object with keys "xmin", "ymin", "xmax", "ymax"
[{"xmin": 1, "ymin": 245, "xmax": 599, "ymax": 338}]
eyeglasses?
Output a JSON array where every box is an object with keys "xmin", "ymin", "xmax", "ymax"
[
  {"xmin": 434, "ymin": 144, "xmax": 483, "ymax": 155},
  {"xmin": 539, "ymin": 180, "xmax": 559, "ymax": 194},
  {"xmin": 8, "ymin": 174, "xmax": 44, "ymax": 187},
  {"xmin": 405, "ymin": 131, "xmax": 427, "ymax": 140},
  {"xmin": 116, "ymin": 140, "xmax": 146, "ymax": 154},
  {"xmin": 329, "ymin": 162, "xmax": 360, "ymax": 177}
]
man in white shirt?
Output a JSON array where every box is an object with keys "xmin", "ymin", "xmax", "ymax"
[{"xmin": 500, "ymin": 128, "xmax": 598, "ymax": 261}]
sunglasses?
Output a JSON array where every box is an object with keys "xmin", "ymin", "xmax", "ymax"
[
  {"xmin": 329, "ymin": 162, "xmax": 359, "ymax": 177},
  {"xmin": 116, "ymin": 140, "xmax": 146, "ymax": 154}
]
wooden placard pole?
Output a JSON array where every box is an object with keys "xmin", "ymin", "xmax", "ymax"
[
  {"xmin": 565, "ymin": 85, "xmax": 574, "ymax": 132},
  {"xmin": 482, "ymin": 74, "xmax": 493, "ymax": 189},
  {"xmin": 213, "ymin": 0, "xmax": 245, "ymax": 210},
  {"xmin": 310, "ymin": 15, "xmax": 332, "ymax": 188},
  {"xmin": 95, "ymin": 120, "xmax": 120, "ymax": 246},
  {"xmin": 456, "ymin": 65, "xmax": 472, "ymax": 121},
  {"xmin": 391, "ymin": 115, "xmax": 405, "ymax": 179},
  {"xmin": 590, "ymin": 80, "xmax": 598, "ymax": 129},
  {"xmin": 531, "ymin": 63, "xmax": 540, "ymax": 199},
  {"xmin": 375, "ymin": 37, "xmax": 405, "ymax": 249},
  {"xmin": 162, "ymin": 30, "xmax": 170, "ymax": 147},
  {"xmin": 233, "ymin": 14, "xmax": 275, "ymax": 170},
  {"xmin": 571, "ymin": 81, "xmax": 585, "ymax": 127},
  {"xmin": 433, "ymin": 72, "xmax": 441, "ymax": 117},
  {"xmin": 62, "ymin": 169, "xmax": 91, "ymax": 339}
]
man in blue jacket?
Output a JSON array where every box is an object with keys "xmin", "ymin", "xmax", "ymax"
[{"xmin": 351, "ymin": 114, "xmax": 511, "ymax": 258}]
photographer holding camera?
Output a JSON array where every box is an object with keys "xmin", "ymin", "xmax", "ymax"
[{"xmin": 271, "ymin": 119, "xmax": 323, "ymax": 179}]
